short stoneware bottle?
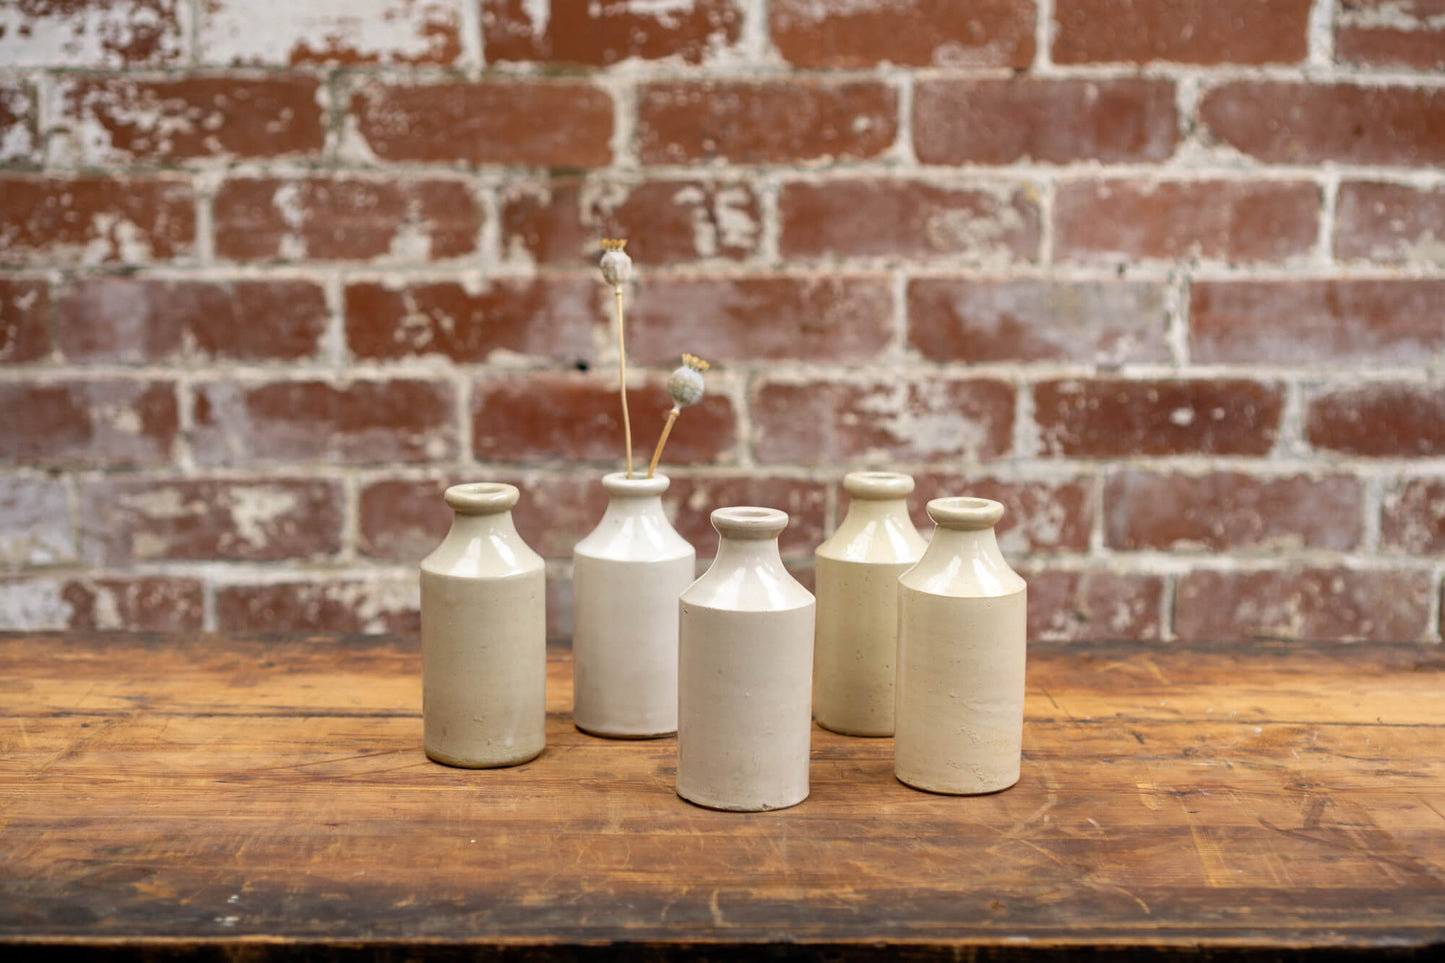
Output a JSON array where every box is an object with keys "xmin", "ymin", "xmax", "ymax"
[
  {"xmin": 813, "ymin": 470, "xmax": 928, "ymax": 737},
  {"xmin": 572, "ymin": 471, "xmax": 695, "ymax": 738},
  {"xmin": 420, "ymin": 482, "xmax": 546, "ymax": 768},
  {"xmin": 677, "ymin": 507, "xmax": 816, "ymax": 812},
  {"xmin": 895, "ymin": 496, "xmax": 1027, "ymax": 795}
]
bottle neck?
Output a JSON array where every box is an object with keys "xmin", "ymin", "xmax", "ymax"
[
  {"xmin": 448, "ymin": 509, "xmax": 523, "ymax": 544},
  {"xmin": 714, "ymin": 533, "xmax": 788, "ymax": 573},
  {"xmin": 844, "ymin": 496, "xmax": 914, "ymax": 528},
  {"xmin": 601, "ymin": 493, "xmax": 667, "ymax": 525}
]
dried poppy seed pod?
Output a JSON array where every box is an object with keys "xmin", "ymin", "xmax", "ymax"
[
  {"xmin": 600, "ymin": 238, "xmax": 632, "ymax": 288},
  {"xmin": 666, "ymin": 353, "xmax": 710, "ymax": 409}
]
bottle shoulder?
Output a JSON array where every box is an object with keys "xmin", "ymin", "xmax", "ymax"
[
  {"xmin": 574, "ymin": 505, "xmax": 695, "ymax": 562},
  {"xmin": 899, "ymin": 531, "xmax": 1025, "ymax": 598},
  {"xmin": 421, "ymin": 527, "xmax": 545, "ymax": 579},
  {"xmin": 816, "ymin": 512, "xmax": 929, "ymax": 564},
  {"xmin": 681, "ymin": 556, "xmax": 814, "ymax": 613}
]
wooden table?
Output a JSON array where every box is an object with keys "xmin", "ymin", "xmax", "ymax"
[{"xmin": 2, "ymin": 633, "xmax": 1442, "ymax": 960}]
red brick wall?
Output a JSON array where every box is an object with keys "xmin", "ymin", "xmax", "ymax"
[{"xmin": 1, "ymin": 1, "xmax": 1442, "ymax": 643}]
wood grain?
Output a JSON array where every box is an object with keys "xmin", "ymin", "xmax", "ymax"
[{"xmin": 1, "ymin": 633, "xmax": 1442, "ymax": 960}]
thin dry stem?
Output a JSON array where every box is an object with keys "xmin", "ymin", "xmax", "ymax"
[
  {"xmin": 615, "ymin": 287, "xmax": 633, "ymax": 478},
  {"xmin": 647, "ymin": 408, "xmax": 680, "ymax": 479}
]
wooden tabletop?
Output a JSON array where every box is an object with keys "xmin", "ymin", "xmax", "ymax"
[{"xmin": 1, "ymin": 632, "xmax": 1442, "ymax": 960}]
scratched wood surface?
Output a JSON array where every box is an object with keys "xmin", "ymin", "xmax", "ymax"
[{"xmin": 1, "ymin": 633, "xmax": 1442, "ymax": 960}]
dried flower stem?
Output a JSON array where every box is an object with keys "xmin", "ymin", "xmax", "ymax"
[
  {"xmin": 615, "ymin": 286, "xmax": 633, "ymax": 478},
  {"xmin": 646, "ymin": 408, "xmax": 679, "ymax": 479}
]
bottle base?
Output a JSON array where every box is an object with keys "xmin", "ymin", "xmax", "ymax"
[
  {"xmin": 894, "ymin": 771, "xmax": 1020, "ymax": 796},
  {"xmin": 425, "ymin": 744, "xmax": 544, "ymax": 769},
  {"xmin": 815, "ymin": 717, "xmax": 892, "ymax": 738},
  {"xmin": 575, "ymin": 722, "xmax": 677, "ymax": 740},
  {"xmin": 675, "ymin": 786, "xmax": 809, "ymax": 812}
]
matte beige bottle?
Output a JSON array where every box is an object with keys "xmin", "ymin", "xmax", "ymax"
[
  {"xmin": 677, "ymin": 507, "xmax": 815, "ymax": 812},
  {"xmin": 895, "ymin": 497, "xmax": 1027, "ymax": 794},
  {"xmin": 420, "ymin": 482, "xmax": 546, "ymax": 768},
  {"xmin": 813, "ymin": 471, "xmax": 927, "ymax": 736}
]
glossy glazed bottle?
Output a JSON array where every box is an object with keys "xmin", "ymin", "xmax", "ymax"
[
  {"xmin": 572, "ymin": 472, "xmax": 695, "ymax": 738},
  {"xmin": 813, "ymin": 471, "xmax": 928, "ymax": 736},
  {"xmin": 420, "ymin": 482, "xmax": 546, "ymax": 768},
  {"xmin": 895, "ymin": 497, "xmax": 1027, "ymax": 795},
  {"xmin": 676, "ymin": 507, "xmax": 815, "ymax": 812}
]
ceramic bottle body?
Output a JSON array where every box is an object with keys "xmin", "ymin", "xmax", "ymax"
[
  {"xmin": 572, "ymin": 472, "xmax": 695, "ymax": 738},
  {"xmin": 895, "ymin": 497, "xmax": 1027, "ymax": 795},
  {"xmin": 677, "ymin": 507, "xmax": 816, "ymax": 812},
  {"xmin": 814, "ymin": 471, "xmax": 928, "ymax": 736},
  {"xmin": 421, "ymin": 483, "xmax": 546, "ymax": 768}
]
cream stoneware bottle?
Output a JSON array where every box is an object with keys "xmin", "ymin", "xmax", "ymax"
[
  {"xmin": 677, "ymin": 507, "xmax": 816, "ymax": 812},
  {"xmin": 813, "ymin": 470, "xmax": 928, "ymax": 737},
  {"xmin": 572, "ymin": 471, "xmax": 695, "ymax": 738},
  {"xmin": 420, "ymin": 482, "xmax": 546, "ymax": 768},
  {"xmin": 895, "ymin": 496, "xmax": 1027, "ymax": 795}
]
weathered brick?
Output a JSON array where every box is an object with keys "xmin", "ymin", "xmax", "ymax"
[
  {"xmin": 668, "ymin": 475, "xmax": 829, "ymax": 558},
  {"xmin": 1201, "ymin": 82, "xmax": 1445, "ymax": 166},
  {"xmin": 0, "ymin": 79, "xmax": 37, "ymax": 163},
  {"xmin": 908, "ymin": 279, "xmax": 1168, "ymax": 365},
  {"xmin": 1055, "ymin": 180, "xmax": 1319, "ymax": 265},
  {"xmin": 1305, "ymin": 384, "xmax": 1445, "ymax": 457},
  {"xmin": 626, "ymin": 276, "xmax": 894, "ymax": 364},
  {"xmin": 1054, "ymin": 0, "xmax": 1310, "ymax": 64},
  {"xmin": 52, "ymin": 75, "xmax": 324, "ymax": 163},
  {"xmin": 1191, "ymin": 280, "xmax": 1445, "ymax": 366},
  {"xmin": 752, "ymin": 378, "xmax": 1015, "ymax": 465},
  {"xmin": 0, "ymin": 278, "xmax": 51, "ymax": 363},
  {"xmin": 0, "ymin": 477, "xmax": 75, "ymax": 567},
  {"xmin": 191, "ymin": 379, "xmax": 457, "ymax": 466},
  {"xmin": 473, "ymin": 374, "xmax": 736, "ymax": 466},
  {"xmin": 0, "ymin": 379, "xmax": 177, "ymax": 467},
  {"xmin": 215, "ymin": 579, "xmax": 419, "ymax": 634},
  {"xmin": 214, "ymin": 177, "xmax": 480, "ymax": 263},
  {"xmin": 0, "ymin": 576, "xmax": 202, "ymax": 631},
  {"xmin": 55, "ymin": 277, "xmax": 327, "ymax": 362},
  {"xmin": 779, "ymin": 180, "xmax": 1040, "ymax": 264},
  {"xmin": 1336, "ymin": 182, "xmax": 1445, "ymax": 265},
  {"xmin": 1381, "ymin": 478, "xmax": 1445, "ymax": 555},
  {"xmin": 1034, "ymin": 379, "xmax": 1284, "ymax": 458},
  {"xmin": 199, "ymin": 0, "xmax": 461, "ymax": 65},
  {"xmin": 772, "ymin": 0, "xmax": 1034, "ymax": 68},
  {"xmin": 914, "ymin": 79, "xmax": 1176, "ymax": 165},
  {"xmin": 1337, "ymin": 0, "xmax": 1445, "ymax": 69},
  {"xmin": 81, "ymin": 478, "xmax": 344, "ymax": 564},
  {"xmin": 483, "ymin": 0, "xmax": 740, "ymax": 65},
  {"xmin": 351, "ymin": 81, "xmax": 612, "ymax": 167},
  {"xmin": 637, "ymin": 81, "xmax": 897, "ymax": 165},
  {"xmin": 912, "ymin": 475, "xmax": 1095, "ymax": 555},
  {"xmin": 1026, "ymin": 570, "xmax": 1164, "ymax": 642},
  {"xmin": 345, "ymin": 278, "xmax": 597, "ymax": 364},
  {"xmin": 1175, "ymin": 569, "xmax": 1432, "ymax": 642},
  {"xmin": 1104, "ymin": 471, "xmax": 1363, "ymax": 553},
  {"xmin": 0, "ymin": 176, "xmax": 194, "ymax": 266},
  {"xmin": 0, "ymin": 1, "xmax": 186, "ymax": 67},
  {"xmin": 500, "ymin": 179, "xmax": 762, "ymax": 266}
]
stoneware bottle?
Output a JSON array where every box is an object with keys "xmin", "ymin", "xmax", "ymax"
[
  {"xmin": 895, "ymin": 496, "xmax": 1027, "ymax": 795},
  {"xmin": 677, "ymin": 507, "xmax": 816, "ymax": 812},
  {"xmin": 813, "ymin": 470, "xmax": 928, "ymax": 737},
  {"xmin": 572, "ymin": 471, "xmax": 695, "ymax": 738},
  {"xmin": 420, "ymin": 482, "xmax": 546, "ymax": 768}
]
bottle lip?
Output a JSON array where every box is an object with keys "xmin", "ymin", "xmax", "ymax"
[
  {"xmin": 843, "ymin": 470, "xmax": 915, "ymax": 500},
  {"xmin": 601, "ymin": 471, "xmax": 670, "ymax": 497},
  {"xmin": 711, "ymin": 505, "xmax": 788, "ymax": 540},
  {"xmin": 445, "ymin": 482, "xmax": 519, "ymax": 515},
  {"xmin": 926, "ymin": 496, "xmax": 1004, "ymax": 531}
]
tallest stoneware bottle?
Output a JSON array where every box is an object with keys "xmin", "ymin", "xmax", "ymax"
[{"xmin": 420, "ymin": 482, "xmax": 546, "ymax": 768}]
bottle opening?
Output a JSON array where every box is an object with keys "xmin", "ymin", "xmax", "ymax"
[
  {"xmin": 445, "ymin": 482, "xmax": 520, "ymax": 515},
  {"xmin": 843, "ymin": 470, "xmax": 915, "ymax": 500},
  {"xmin": 926, "ymin": 496, "xmax": 1004, "ymax": 531},
  {"xmin": 711, "ymin": 506, "xmax": 789, "ymax": 539}
]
